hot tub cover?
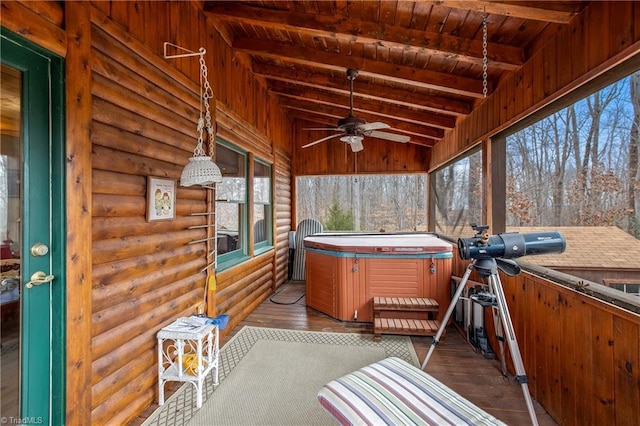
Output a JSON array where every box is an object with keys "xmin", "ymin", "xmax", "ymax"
[{"xmin": 304, "ymin": 233, "xmax": 452, "ymax": 255}]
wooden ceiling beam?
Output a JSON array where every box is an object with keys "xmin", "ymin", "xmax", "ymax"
[
  {"xmin": 253, "ymin": 63, "xmax": 472, "ymax": 116},
  {"xmin": 280, "ymin": 99, "xmax": 444, "ymax": 140},
  {"xmin": 436, "ymin": 1, "xmax": 577, "ymax": 24},
  {"xmin": 204, "ymin": 2, "xmax": 523, "ymax": 70},
  {"xmin": 233, "ymin": 38, "xmax": 489, "ymax": 98},
  {"xmin": 268, "ymin": 81, "xmax": 456, "ymax": 130}
]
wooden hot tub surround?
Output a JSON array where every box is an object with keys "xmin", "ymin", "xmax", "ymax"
[{"xmin": 303, "ymin": 233, "xmax": 453, "ymax": 327}]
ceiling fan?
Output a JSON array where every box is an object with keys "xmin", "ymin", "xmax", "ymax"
[{"xmin": 301, "ymin": 69, "xmax": 410, "ymax": 152}]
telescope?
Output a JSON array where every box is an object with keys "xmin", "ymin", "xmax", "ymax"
[
  {"xmin": 426, "ymin": 224, "xmax": 567, "ymax": 424},
  {"xmin": 457, "ymin": 224, "xmax": 566, "ymax": 261}
]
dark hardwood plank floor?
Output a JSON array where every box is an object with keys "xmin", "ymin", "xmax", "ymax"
[{"xmin": 135, "ymin": 280, "xmax": 557, "ymax": 425}]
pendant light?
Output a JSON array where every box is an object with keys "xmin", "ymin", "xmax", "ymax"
[
  {"xmin": 340, "ymin": 134, "xmax": 364, "ymax": 152},
  {"xmin": 164, "ymin": 43, "xmax": 223, "ymax": 187}
]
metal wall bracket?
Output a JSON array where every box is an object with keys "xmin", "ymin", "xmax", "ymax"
[{"xmin": 163, "ymin": 42, "xmax": 205, "ymax": 59}]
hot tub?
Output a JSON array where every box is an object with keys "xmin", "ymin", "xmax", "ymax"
[{"xmin": 303, "ymin": 233, "xmax": 453, "ymax": 323}]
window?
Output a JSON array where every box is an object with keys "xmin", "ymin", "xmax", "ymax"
[
  {"xmin": 606, "ymin": 281, "xmax": 640, "ymax": 296},
  {"xmin": 253, "ymin": 159, "xmax": 272, "ymax": 249},
  {"xmin": 501, "ymin": 68, "xmax": 640, "ymax": 293},
  {"xmin": 431, "ymin": 150, "xmax": 483, "ymax": 238},
  {"xmin": 216, "ymin": 142, "xmax": 247, "ymax": 264},
  {"xmin": 214, "ymin": 140, "xmax": 274, "ymax": 270},
  {"xmin": 296, "ymin": 174, "xmax": 427, "ymax": 232},
  {"xmin": 505, "ymin": 71, "xmax": 639, "ymax": 233}
]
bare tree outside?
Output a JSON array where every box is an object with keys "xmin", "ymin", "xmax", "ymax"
[
  {"xmin": 433, "ymin": 150, "xmax": 483, "ymax": 237},
  {"xmin": 296, "ymin": 174, "xmax": 427, "ymax": 232},
  {"xmin": 506, "ymin": 72, "xmax": 640, "ymax": 238}
]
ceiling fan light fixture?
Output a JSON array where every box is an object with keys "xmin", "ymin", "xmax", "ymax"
[
  {"xmin": 340, "ymin": 134, "xmax": 363, "ymax": 144},
  {"xmin": 340, "ymin": 134, "xmax": 364, "ymax": 152}
]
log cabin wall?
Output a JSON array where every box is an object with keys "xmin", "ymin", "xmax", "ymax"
[
  {"xmin": 3, "ymin": 1, "xmax": 292, "ymax": 424},
  {"xmin": 89, "ymin": 12, "xmax": 208, "ymax": 425},
  {"xmin": 292, "ymin": 119, "xmax": 430, "ymax": 176},
  {"xmin": 88, "ymin": 3, "xmax": 293, "ymax": 425},
  {"xmin": 274, "ymin": 147, "xmax": 293, "ymax": 284},
  {"xmin": 430, "ymin": 0, "xmax": 640, "ymax": 170},
  {"xmin": 4, "ymin": 1, "xmax": 637, "ymax": 425}
]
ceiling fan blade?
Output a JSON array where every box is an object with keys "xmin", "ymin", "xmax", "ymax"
[
  {"xmin": 303, "ymin": 127, "xmax": 340, "ymax": 131},
  {"xmin": 301, "ymin": 133, "xmax": 344, "ymax": 148},
  {"xmin": 358, "ymin": 122, "xmax": 390, "ymax": 131},
  {"xmin": 367, "ymin": 130, "xmax": 411, "ymax": 143}
]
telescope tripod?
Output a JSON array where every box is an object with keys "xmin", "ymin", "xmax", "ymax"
[{"xmin": 421, "ymin": 258, "xmax": 539, "ymax": 426}]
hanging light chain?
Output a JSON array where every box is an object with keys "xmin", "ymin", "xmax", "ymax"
[
  {"xmin": 482, "ymin": 13, "xmax": 488, "ymax": 98},
  {"xmin": 200, "ymin": 53, "xmax": 216, "ymax": 158},
  {"xmin": 193, "ymin": 52, "xmax": 216, "ymax": 157}
]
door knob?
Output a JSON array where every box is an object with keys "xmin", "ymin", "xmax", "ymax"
[
  {"xmin": 30, "ymin": 243, "xmax": 49, "ymax": 257},
  {"xmin": 25, "ymin": 271, "xmax": 54, "ymax": 289}
]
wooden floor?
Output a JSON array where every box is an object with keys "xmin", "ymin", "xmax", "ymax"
[{"xmin": 136, "ymin": 280, "xmax": 557, "ymax": 425}]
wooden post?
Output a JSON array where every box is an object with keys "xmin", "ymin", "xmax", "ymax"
[
  {"xmin": 487, "ymin": 136, "xmax": 506, "ymax": 233},
  {"xmin": 248, "ymin": 152, "xmax": 255, "ymax": 257},
  {"xmin": 65, "ymin": 2, "xmax": 93, "ymax": 424}
]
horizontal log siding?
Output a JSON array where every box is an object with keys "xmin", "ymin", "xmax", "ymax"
[
  {"xmin": 450, "ymin": 255, "xmax": 640, "ymax": 425},
  {"xmin": 215, "ymin": 254, "xmax": 275, "ymax": 333},
  {"xmin": 84, "ymin": 3, "xmax": 292, "ymax": 425},
  {"xmin": 430, "ymin": 1, "xmax": 640, "ymax": 170},
  {"xmin": 88, "ymin": 18, "xmax": 204, "ymax": 425},
  {"xmin": 274, "ymin": 147, "xmax": 293, "ymax": 288},
  {"xmin": 5, "ymin": 1, "xmax": 289, "ymax": 424},
  {"xmin": 0, "ymin": 0, "xmax": 66, "ymax": 56}
]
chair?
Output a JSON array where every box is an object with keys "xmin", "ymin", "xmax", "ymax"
[
  {"xmin": 254, "ymin": 219, "xmax": 266, "ymax": 244},
  {"xmin": 291, "ymin": 218, "xmax": 323, "ymax": 281}
]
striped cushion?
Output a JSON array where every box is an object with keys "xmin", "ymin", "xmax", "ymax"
[{"xmin": 317, "ymin": 357, "xmax": 506, "ymax": 426}]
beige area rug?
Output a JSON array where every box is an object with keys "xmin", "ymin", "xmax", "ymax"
[{"xmin": 142, "ymin": 326, "xmax": 419, "ymax": 426}]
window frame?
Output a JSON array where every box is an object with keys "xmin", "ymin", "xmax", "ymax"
[
  {"xmin": 215, "ymin": 139, "xmax": 249, "ymax": 269},
  {"xmin": 604, "ymin": 279, "xmax": 640, "ymax": 296},
  {"xmin": 214, "ymin": 139, "xmax": 275, "ymax": 271},
  {"xmin": 253, "ymin": 157, "xmax": 273, "ymax": 253}
]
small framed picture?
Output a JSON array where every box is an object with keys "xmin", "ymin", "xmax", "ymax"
[{"xmin": 146, "ymin": 176, "xmax": 176, "ymax": 222}]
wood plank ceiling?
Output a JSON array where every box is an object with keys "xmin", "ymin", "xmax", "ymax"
[{"xmin": 203, "ymin": 1, "xmax": 590, "ymax": 148}]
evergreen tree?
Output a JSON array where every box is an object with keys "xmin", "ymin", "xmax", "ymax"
[{"xmin": 323, "ymin": 199, "xmax": 354, "ymax": 231}]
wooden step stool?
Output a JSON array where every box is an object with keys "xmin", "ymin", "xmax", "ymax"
[{"xmin": 373, "ymin": 297, "xmax": 440, "ymax": 341}]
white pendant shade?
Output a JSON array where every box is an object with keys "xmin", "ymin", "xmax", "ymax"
[{"xmin": 180, "ymin": 155, "xmax": 223, "ymax": 187}]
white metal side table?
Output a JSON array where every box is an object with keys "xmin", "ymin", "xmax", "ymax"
[{"xmin": 157, "ymin": 319, "xmax": 219, "ymax": 408}]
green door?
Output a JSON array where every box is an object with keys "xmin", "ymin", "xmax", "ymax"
[{"xmin": 0, "ymin": 29, "xmax": 65, "ymax": 424}]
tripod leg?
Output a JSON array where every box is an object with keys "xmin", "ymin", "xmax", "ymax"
[
  {"xmin": 487, "ymin": 281, "xmax": 508, "ymax": 375},
  {"xmin": 488, "ymin": 272, "xmax": 539, "ymax": 426},
  {"xmin": 421, "ymin": 263, "xmax": 473, "ymax": 370}
]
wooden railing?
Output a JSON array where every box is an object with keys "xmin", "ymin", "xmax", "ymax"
[{"xmin": 449, "ymin": 253, "xmax": 640, "ymax": 425}]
